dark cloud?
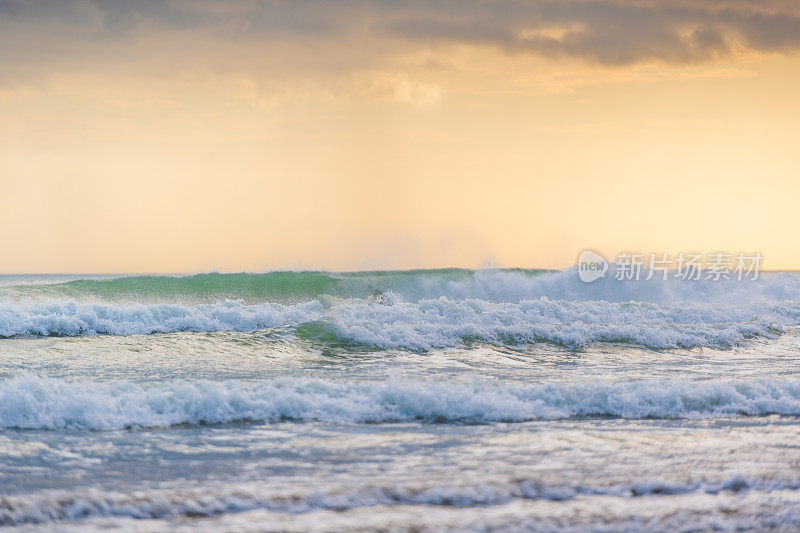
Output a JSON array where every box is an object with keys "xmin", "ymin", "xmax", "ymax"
[
  {"xmin": 379, "ymin": 1, "xmax": 800, "ymax": 64},
  {"xmin": 1, "ymin": 0, "xmax": 799, "ymax": 78}
]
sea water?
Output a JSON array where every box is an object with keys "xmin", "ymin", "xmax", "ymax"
[{"xmin": 2, "ymin": 269, "xmax": 800, "ymax": 531}]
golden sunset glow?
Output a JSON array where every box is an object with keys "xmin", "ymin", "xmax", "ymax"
[{"xmin": 2, "ymin": 1, "xmax": 799, "ymax": 272}]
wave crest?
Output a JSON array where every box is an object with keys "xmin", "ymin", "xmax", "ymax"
[
  {"xmin": 3, "ymin": 374, "xmax": 800, "ymax": 430},
  {"xmin": 0, "ymin": 297, "xmax": 796, "ymax": 350},
  {"xmin": 6, "ymin": 268, "xmax": 800, "ymax": 305},
  {"xmin": 0, "ymin": 298, "xmax": 800, "ymax": 351},
  {"xmin": 4, "ymin": 269, "xmax": 800, "ymax": 350}
]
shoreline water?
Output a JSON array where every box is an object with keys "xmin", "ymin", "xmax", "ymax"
[{"xmin": 3, "ymin": 270, "xmax": 800, "ymax": 530}]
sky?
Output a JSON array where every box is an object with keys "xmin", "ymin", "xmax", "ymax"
[{"xmin": 2, "ymin": 0, "xmax": 799, "ymax": 273}]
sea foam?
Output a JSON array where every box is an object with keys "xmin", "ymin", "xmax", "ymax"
[
  {"xmin": 2, "ymin": 269, "xmax": 800, "ymax": 350},
  {"xmin": 0, "ymin": 296, "xmax": 796, "ymax": 350},
  {"xmin": 3, "ymin": 374, "xmax": 800, "ymax": 430}
]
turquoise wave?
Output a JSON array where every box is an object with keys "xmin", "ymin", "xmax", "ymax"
[{"xmin": 0, "ymin": 269, "xmax": 550, "ymax": 303}]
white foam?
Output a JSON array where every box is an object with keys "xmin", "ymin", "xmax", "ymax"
[
  {"xmin": 3, "ymin": 270, "xmax": 800, "ymax": 349},
  {"xmin": 0, "ymin": 295, "xmax": 797, "ymax": 350},
  {"xmin": 2, "ymin": 374, "xmax": 800, "ymax": 430},
  {"xmin": 348, "ymin": 268, "xmax": 800, "ymax": 305},
  {"xmin": 0, "ymin": 299, "xmax": 323, "ymax": 338}
]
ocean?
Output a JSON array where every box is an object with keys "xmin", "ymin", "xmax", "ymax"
[{"xmin": 2, "ymin": 269, "xmax": 800, "ymax": 531}]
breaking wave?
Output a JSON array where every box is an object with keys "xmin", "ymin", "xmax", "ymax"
[
  {"xmin": 3, "ymin": 268, "xmax": 800, "ymax": 305},
  {"xmin": 3, "ymin": 374, "xmax": 800, "ymax": 430},
  {"xmin": 2, "ymin": 269, "xmax": 800, "ymax": 350},
  {"xmin": 0, "ymin": 297, "xmax": 797, "ymax": 350}
]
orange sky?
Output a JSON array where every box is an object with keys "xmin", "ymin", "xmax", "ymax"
[{"xmin": 2, "ymin": 1, "xmax": 799, "ymax": 272}]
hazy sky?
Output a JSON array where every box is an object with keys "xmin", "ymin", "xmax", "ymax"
[{"xmin": 2, "ymin": 0, "xmax": 799, "ymax": 272}]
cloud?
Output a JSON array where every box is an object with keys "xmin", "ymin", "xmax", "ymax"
[
  {"xmin": 1, "ymin": 0, "xmax": 799, "ymax": 88},
  {"xmin": 380, "ymin": 0, "xmax": 800, "ymax": 65}
]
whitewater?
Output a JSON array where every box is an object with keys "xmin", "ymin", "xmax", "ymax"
[{"xmin": 3, "ymin": 269, "xmax": 800, "ymax": 531}]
